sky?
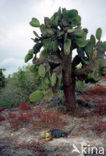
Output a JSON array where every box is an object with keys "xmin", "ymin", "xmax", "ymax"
[{"xmin": 0, "ymin": 0, "xmax": 106, "ymax": 76}]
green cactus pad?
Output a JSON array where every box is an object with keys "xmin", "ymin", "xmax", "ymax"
[
  {"xmin": 33, "ymin": 43, "xmax": 42, "ymax": 54},
  {"xmin": 40, "ymin": 49, "xmax": 49, "ymax": 58},
  {"xmin": 65, "ymin": 9, "xmax": 78, "ymax": 22},
  {"xmin": 29, "ymin": 90, "xmax": 44, "ymax": 102},
  {"xmin": 46, "ymin": 28, "xmax": 54, "ymax": 35},
  {"xmin": 30, "ymin": 18, "xmax": 40, "ymax": 27},
  {"xmin": 44, "ymin": 89, "xmax": 53, "ymax": 102},
  {"xmin": 43, "ymin": 38, "xmax": 52, "ymax": 50},
  {"xmin": 33, "ymin": 31, "xmax": 40, "ymax": 38},
  {"xmin": 44, "ymin": 77, "xmax": 50, "ymax": 85},
  {"xmin": 74, "ymin": 29, "xmax": 84, "ymax": 37},
  {"xmin": 53, "ymin": 40, "xmax": 58, "ymax": 52},
  {"xmin": 75, "ymin": 37, "xmax": 87, "ymax": 48},
  {"xmin": 40, "ymin": 24, "xmax": 47, "ymax": 36},
  {"xmin": 51, "ymin": 73, "xmax": 57, "ymax": 86},
  {"xmin": 96, "ymin": 28, "xmax": 102, "ymax": 40},
  {"xmin": 44, "ymin": 17, "xmax": 52, "ymax": 28},
  {"xmin": 101, "ymin": 41, "xmax": 106, "ymax": 51},
  {"xmin": 64, "ymin": 38, "xmax": 71, "ymax": 55},
  {"xmin": 90, "ymin": 35, "xmax": 96, "ymax": 46},
  {"xmin": 25, "ymin": 49, "xmax": 34, "ymax": 63},
  {"xmin": 38, "ymin": 64, "xmax": 46, "ymax": 78}
]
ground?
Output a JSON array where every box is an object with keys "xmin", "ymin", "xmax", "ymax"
[{"xmin": 0, "ymin": 77, "xmax": 106, "ymax": 156}]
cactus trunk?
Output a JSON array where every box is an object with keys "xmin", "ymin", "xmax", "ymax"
[{"xmin": 62, "ymin": 58, "xmax": 76, "ymax": 112}]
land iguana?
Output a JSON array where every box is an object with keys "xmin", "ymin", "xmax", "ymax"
[{"xmin": 41, "ymin": 125, "xmax": 75, "ymax": 141}]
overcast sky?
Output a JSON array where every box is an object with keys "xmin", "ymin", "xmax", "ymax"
[{"xmin": 0, "ymin": 0, "xmax": 106, "ymax": 76}]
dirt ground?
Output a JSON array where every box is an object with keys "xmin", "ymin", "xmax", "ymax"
[{"xmin": 0, "ymin": 78, "xmax": 106, "ymax": 156}]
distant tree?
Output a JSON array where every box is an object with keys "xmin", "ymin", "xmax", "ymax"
[
  {"xmin": 25, "ymin": 8, "xmax": 106, "ymax": 112},
  {"xmin": 11, "ymin": 65, "xmax": 37, "ymax": 95},
  {"xmin": 0, "ymin": 68, "xmax": 6, "ymax": 89}
]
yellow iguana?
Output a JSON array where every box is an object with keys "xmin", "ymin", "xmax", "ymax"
[{"xmin": 41, "ymin": 126, "xmax": 75, "ymax": 141}]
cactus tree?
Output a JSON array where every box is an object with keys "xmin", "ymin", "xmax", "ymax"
[{"xmin": 25, "ymin": 8, "xmax": 106, "ymax": 112}]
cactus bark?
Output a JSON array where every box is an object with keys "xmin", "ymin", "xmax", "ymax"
[
  {"xmin": 62, "ymin": 56, "xmax": 76, "ymax": 112},
  {"xmin": 62, "ymin": 70, "xmax": 76, "ymax": 112}
]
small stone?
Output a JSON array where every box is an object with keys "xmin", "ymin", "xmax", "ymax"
[{"xmin": 44, "ymin": 145, "xmax": 58, "ymax": 152}]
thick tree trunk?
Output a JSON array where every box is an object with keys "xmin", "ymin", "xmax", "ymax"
[{"xmin": 62, "ymin": 58, "xmax": 76, "ymax": 112}]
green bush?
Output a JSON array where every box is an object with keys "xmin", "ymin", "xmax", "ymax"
[
  {"xmin": 0, "ymin": 65, "xmax": 37, "ymax": 107},
  {"xmin": 0, "ymin": 98, "xmax": 9, "ymax": 107}
]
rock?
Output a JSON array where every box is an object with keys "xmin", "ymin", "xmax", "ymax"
[
  {"xmin": 0, "ymin": 148, "xmax": 35, "ymax": 156},
  {"xmin": 98, "ymin": 79, "xmax": 106, "ymax": 86},
  {"xmin": 47, "ymin": 95, "xmax": 65, "ymax": 109},
  {"xmin": 44, "ymin": 145, "xmax": 58, "ymax": 152},
  {"xmin": 0, "ymin": 142, "xmax": 10, "ymax": 151},
  {"xmin": 89, "ymin": 99, "xmax": 99, "ymax": 107},
  {"xmin": 77, "ymin": 99, "xmax": 92, "ymax": 109},
  {"xmin": 0, "ymin": 142, "xmax": 37, "ymax": 156},
  {"xmin": 36, "ymin": 99, "xmax": 45, "ymax": 105}
]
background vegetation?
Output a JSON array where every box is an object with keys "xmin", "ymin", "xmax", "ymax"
[{"xmin": 0, "ymin": 65, "xmax": 36, "ymax": 107}]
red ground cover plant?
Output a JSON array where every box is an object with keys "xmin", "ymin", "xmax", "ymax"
[
  {"xmin": 88, "ymin": 86, "xmax": 106, "ymax": 96},
  {"xmin": 8, "ymin": 111, "xmax": 25, "ymax": 130},
  {"xmin": 7, "ymin": 102, "xmax": 33, "ymax": 130},
  {"xmin": 0, "ymin": 113, "xmax": 5, "ymax": 122},
  {"xmin": 80, "ymin": 86, "xmax": 106, "ymax": 117},
  {"xmin": 101, "ymin": 77, "xmax": 106, "ymax": 81},
  {"xmin": 0, "ymin": 106, "xmax": 5, "ymax": 112},
  {"xmin": 18, "ymin": 102, "xmax": 31, "ymax": 111},
  {"xmin": 7, "ymin": 107, "xmax": 66, "ymax": 130},
  {"xmin": 21, "ymin": 112, "xmax": 34, "ymax": 120},
  {"xmin": 80, "ymin": 95, "xmax": 89, "ymax": 102},
  {"xmin": 95, "ymin": 100, "xmax": 106, "ymax": 116},
  {"xmin": 8, "ymin": 111, "xmax": 17, "ymax": 118},
  {"xmin": 8, "ymin": 111, "xmax": 32, "ymax": 130},
  {"xmin": 81, "ymin": 86, "xmax": 106, "ymax": 102},
  {"xmin": 78, "ymin": 125, "xmax": 88, "ymax": 131},
  {"xmin": 31, "ymin": 109, "xmax": 66, "ymax": 130},
  {"xmin": 93, "ymin": 121, "xmax": 106, "ymax": 135},
  {"xmin": 32, "ymin": 107, "xmax": 44, "ymax": 118}
]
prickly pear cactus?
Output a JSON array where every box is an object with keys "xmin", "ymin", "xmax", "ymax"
[{"xmin": 25, "ymin": 8, "xmax": 106, "ymax": 104}]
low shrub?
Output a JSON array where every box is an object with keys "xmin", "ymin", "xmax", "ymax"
[
  {"xmin": 8, "ymin": 112, "xmax": 25, "ymax": 130},
  {"xmin": 0, "ymin": 97, "xmax": 9, "ymax": 108},
  {"xmin": 95, "ymin": 100, "xmax": 106, "ymax": 116},
  {"xmin": 93, "ymin": 121, "xmax": 106, "ymax": 135},
  {"xmin": 7, "ymin": 107, "xmax": 66, "ymax": 130},
  {"xmin": 88, "ymin": 86, "xmax": 106, "ymax": 96},
  {"xmin": 0, "ymin": 82, "xmax": 29, "ymax": 107},
  {"xmin": 18, "ymin": 102, "xmax": 31, "ymax": 111},
  {"xmin": 80, "ymin": 86, "xmax": 106, "ymax": 102},
  {"xmin": 31, "ymin": 109, "xmax": 66, "ymax": 130},
  {"xmin": 0, "ymin": 65, "xmax": 37, "ymax": 108}
]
